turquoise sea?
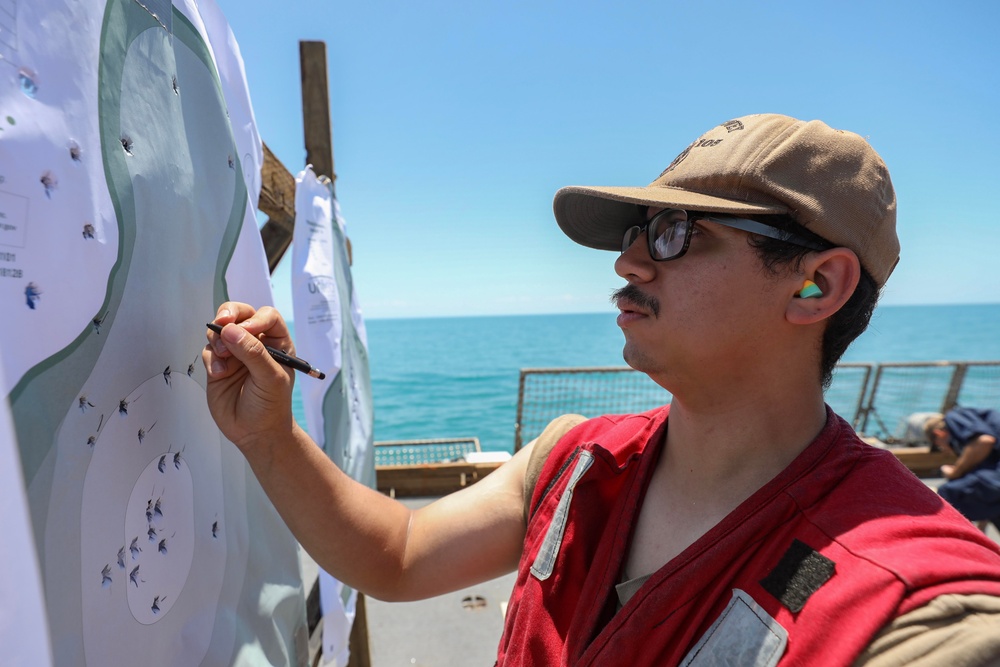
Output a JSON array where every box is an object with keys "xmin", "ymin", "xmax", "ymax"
[{"xmin": 291, "ymin": 304, "xmax": 1000, "ymax": 454}]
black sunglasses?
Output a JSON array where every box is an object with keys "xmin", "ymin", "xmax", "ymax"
[{"xmin": 622, "ymin": 209, "xmax": 832, "ymax": 262}]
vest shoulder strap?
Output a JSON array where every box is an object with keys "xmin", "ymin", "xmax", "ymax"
[{"xmin": 523, "ymin": 414, "xmax": 588, "ymax": 524}]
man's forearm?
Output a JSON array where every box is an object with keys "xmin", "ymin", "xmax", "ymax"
[
  {"xmin": 240, "ymin": 422, "xmax": 414, "ymax": 599},
  {"xmin": 948, "ymin": 436, "xmax": 996, "ymax": 479}
]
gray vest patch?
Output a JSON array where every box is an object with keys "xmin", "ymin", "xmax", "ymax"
[
  {"xmin": 530, "ymin": 450, "xmax": 594, "ymax": 581},
  {"xmin": 680, "ymin": 589, "xmax": 787, "ymax": 667}
]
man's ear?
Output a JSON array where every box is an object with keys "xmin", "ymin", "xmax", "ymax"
[{"xmin": 786, "ymin": 248, "xmax": 861, "ymax": 325}]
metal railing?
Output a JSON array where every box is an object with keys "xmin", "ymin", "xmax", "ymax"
[
  {"xmin": 514, "ymin": 361, "xmax": 1000, "ymax": 450},
  {"xmin": 856, "ymin": 362, "xmax": 1000, "ymax": 441},
  {"xmin": 515, "ymin": 367, "xmax": 669, "ymax": 451},
  {"xmin": 374, "ymin": 437, "xmax": 481, "ymax": 466}
]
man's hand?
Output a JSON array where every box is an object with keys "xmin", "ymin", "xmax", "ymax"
[
  {"xmin": 942, "ymin": 435, "xmax": 997, "ymax": 482},
  {"xmin": 201, "ymin": 301, "xmax": 531, "ymax": 602},
  {"xmin": 203, "ymin": 302, "xmax": 296, "ymax": 452}
]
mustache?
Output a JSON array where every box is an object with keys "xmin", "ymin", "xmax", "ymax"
[{"xmin": 611, "ymin": 284, "xmax": 660, "ymax": 318}]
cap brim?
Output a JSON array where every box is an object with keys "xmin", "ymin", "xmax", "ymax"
[{"xmin": 554, "ymin": 185, "xmax": 789, "ymax": 251}]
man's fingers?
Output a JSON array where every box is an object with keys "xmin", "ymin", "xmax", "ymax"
[
  {"xmin": 208, "ymin": 302, "xmax": 255, "ymax": 359},
  {"xmin": 237, "ymin": 305, "xmax": 291, "ymax": 341},
  {"xmin": 209, "ymin": 304, "xmax": 292, "ymax": 355},
  {"xmin": 206, "ymin": 303, "xmax": 294, "ymax": 383},
  {"xmin": 202, "ymin": 346, "xmax": 229, "ymax": 378},
  {"xmin": 219, "ymin": 322, "xmax": 289, "ymax": 383},
  {"xmin": 215, "ymin": 301, "xmax": 256, "ymax": 324}
]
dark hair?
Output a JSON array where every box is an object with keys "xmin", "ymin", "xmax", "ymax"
[{"xmin": 746, "ymin": 214, "xmax": 881, "ymax": 389}]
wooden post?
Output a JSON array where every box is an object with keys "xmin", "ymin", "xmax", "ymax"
[
  {"xmin": 300, "ymin": 41, "xmax": 336, "ymax": 183},
  {"xmin": 258, "ymin": 143, "xmax": 297, "ymax": 273},
  {"xmin": 943, "ymin": 364, "xmax": 969, "ymax": 413},
  {"xmin": 257, "ymin": 41, "xmax": 338, "ymax": 273}
]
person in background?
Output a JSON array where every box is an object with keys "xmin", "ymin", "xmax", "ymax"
[
  {"xmin": 927, "ymin": 407, "xmax": 1000, "ymax": 531},
  {"xmin": 204, "ymin": 114, "xmax": 1000, "ymax": 665}
]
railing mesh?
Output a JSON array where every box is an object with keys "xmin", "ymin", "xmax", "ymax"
[
  {"xmin": 825, "ymin": 364, "xmax": 871, "ymax": 429},
  {"xmin": 515, "ymin": 362, "xmax": 1000, "ymax": 450},
  {"xmin": 374, "ymin": 437, "xmax": 481, "ymax": 466},
  {"xmin": 957, "ymin": 364, "xmax": 1000, "ymax": 412},
  {"xmin": 515, "ymin": 368, "xmax": 671, "ymax": 450},
  {"xmin": 861, "ymin": 364, "xmax": 958, "ymax": 440}
]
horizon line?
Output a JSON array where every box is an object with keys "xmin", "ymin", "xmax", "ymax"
[{"xmin": 280, "ymin": 301, "xmax": 1000, "ymax": 324}]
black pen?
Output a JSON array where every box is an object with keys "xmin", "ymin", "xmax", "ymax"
[{"xmin": 206, "ymin": 323, "xmax": 327, "ymax": 380}]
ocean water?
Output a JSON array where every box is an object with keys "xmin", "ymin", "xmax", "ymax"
[{"xmin": 291, "ymin": 304, "xmax": 1000, "ymax": 453}]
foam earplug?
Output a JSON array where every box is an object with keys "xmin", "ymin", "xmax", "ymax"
[{"xmin": 798, "ymin": 280, "xmax": 823, "ymax": 299}]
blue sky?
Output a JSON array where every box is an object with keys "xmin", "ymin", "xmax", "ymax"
[{"xmin": 215, "ymin": 0, "xmax": 1000, "ymax": 320}]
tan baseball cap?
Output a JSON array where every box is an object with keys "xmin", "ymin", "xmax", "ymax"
[{"xmin": 554, "ymin": 113, "xmax": 899, "ymax": 286}]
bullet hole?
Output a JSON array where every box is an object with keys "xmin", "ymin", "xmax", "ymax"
[
  {"xmin": 227, "ymin": 154, "xmax": 234, "ymax": 169},
  {"xmin": 172, "ymin": 75, "xmax": 179, "ymax": 95},
  {"xmin": 18, "ymin": 69, "xmax": 38, "ymax": 98},
  {"xmin": 25, "ymin": 282, "xmax": 42, "ymax": 309},
  {"xmin": 121, "ymin": 135, "xmax": 134, "ymax": 156},
  {"xmin": 40, "ymin": 171, "xmax": 57, "ymax": 198},
  {"xmin": 69, "ymin": 140, "xmax": 82, "ymax": 163},
  {"xmin": 83, "ymin": 223, "xmax": 96, "ymax": 240}
]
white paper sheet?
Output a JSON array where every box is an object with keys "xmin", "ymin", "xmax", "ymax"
[
  {"xmin": 292, "ymin": 167, "xmax": 375, "ymax": 665},
  {"xmin": 1, "ymin": 1, "xmax": 306, "ymax": 664},
  {"xmin": 0, "ymin": 359, "xmax": 54, "ymax": 666}
]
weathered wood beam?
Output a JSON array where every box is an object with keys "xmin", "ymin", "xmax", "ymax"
[
  {"xmin": 893, "ymin": 446, "xmax": 956, "ymax": 478},
  {"xmin": 861, "ymin": 439, "xmax": 957, "ymax": 478},
  {"xmin": 300, "ymin": 41, "xmax": 336, "ymax": 183},
  {"xmin": 258, "ymin": 142, "xmax": 296, "ymax": 273},
  {"xmin": 375, "ymin": 462, "xmax": 505, "ymax": 498}
]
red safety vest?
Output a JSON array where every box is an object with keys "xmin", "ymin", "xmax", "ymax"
[{"xmin": 497, "ymin": 407, "xmax": 1000, "ymax": 666}]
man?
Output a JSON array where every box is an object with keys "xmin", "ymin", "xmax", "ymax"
[
  {"xmin": 927, "ymin": 407, "xmax": 1000, "ymax": 530},
  {"xmin": 205, "ymin": 114, "xmax": 1000, "ymax": 665}
]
